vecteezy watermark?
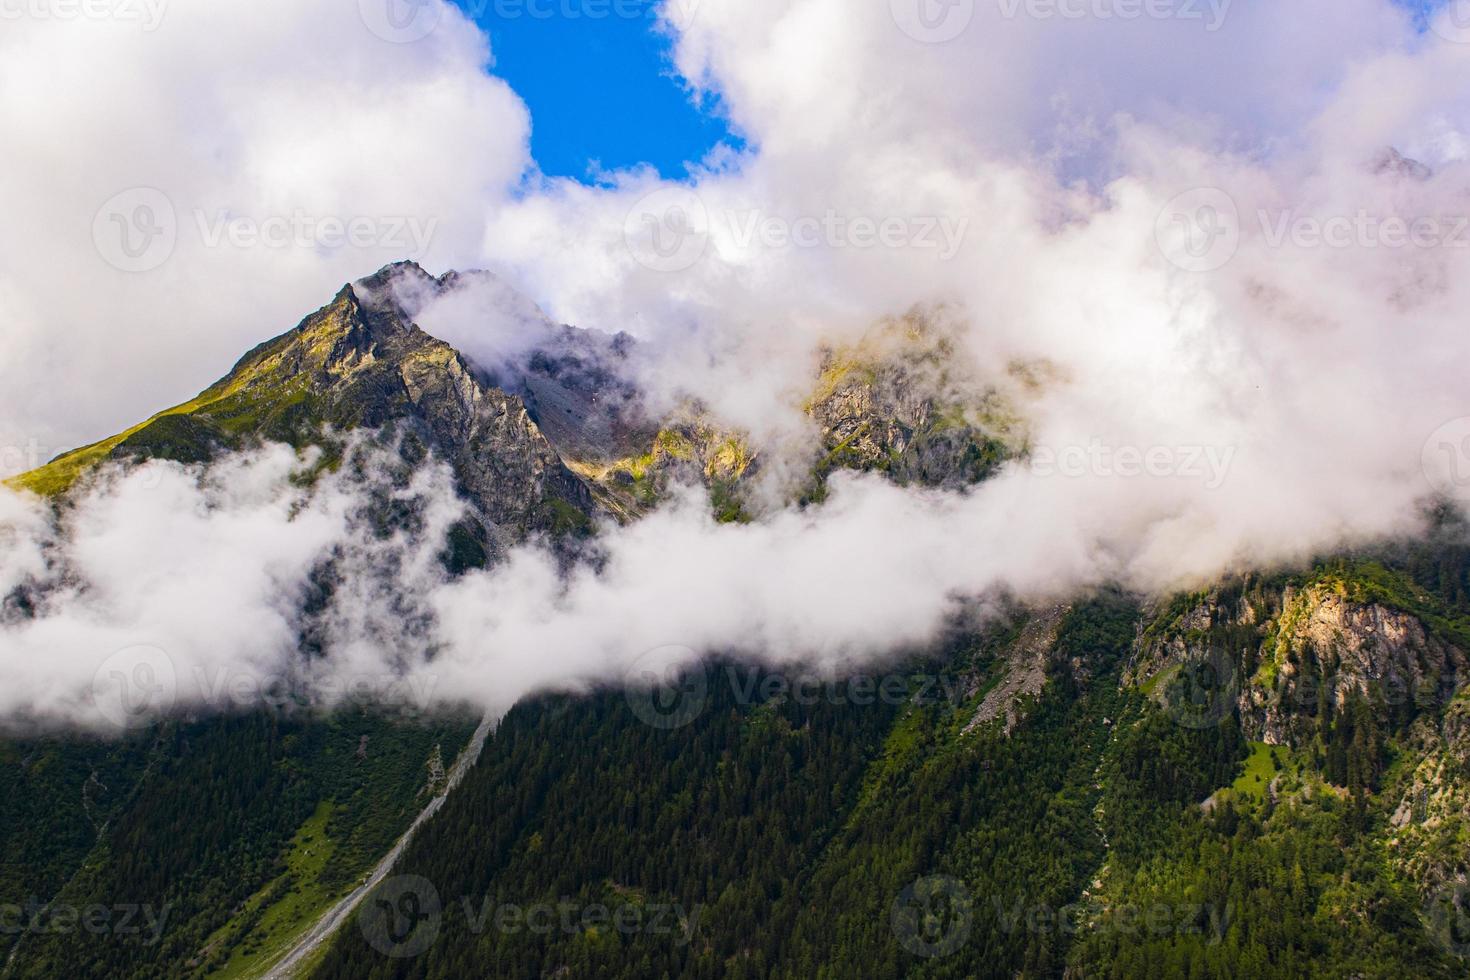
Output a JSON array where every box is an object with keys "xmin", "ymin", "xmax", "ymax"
[
  {"xmin": 0, "ymin": 0, "xmax": 168, "ymax": 29},
  {"xmin": 92, "ymin": 188, "xmax": 438, "ymax": 272},
  {"xmin": 625, "ymin": 654, "xmax": 966, "ymax": 731},
  {"xmin": 1432, "ymin": 1, "xmax": 1470, "ymax": 45},
  {"xmin": 624, "ymin": 645, "xmax": 709, "ymax": 730},
  {"xmin": 0, "ymin": 438, "xmax": 51, "ymax": 477},
  {"xmin": 188, "ymin": 665, "xmax": 440, "ymax": 716},
  {"xmin": 892, "ymin": 876, "xmax": 974, "ymax": 957},
  {"xmin": 1026, "ymin": 441, "xmax": 1236, "ymax": 490},
  {"xmin": 1154, "ymin": 188, "xmax": 1241, "ymax": 273},
  {"xmin": 1156, "ymin": 187, "xmax": 1470, "ymax": 273},
  {"xmin": 358, "ymin": 0, "xmax": 700, "ymax": 43},
  {"xmin": 892, "ymin": 0, "xmax": 1227, "ymax": 42},
  {"xmin": 991, "ymin": 896, "xmax": 1232, "ymax": 943},
  {"xmin": 89, "ymin": 646, "xmax": 440, "ymax": 731},
  {"xmin": 358, "ymin": 0, "xmax": 442, "ymax": 42},
  {"xmin": 622, "ymin": 189, "xmax": 971, "ymax": 272},
  {"xmin": 1161, "ymin": 648, "xmax": 1238, "ymax": 730},
  {"xmin": 892, "ymin": 876, "xmax": 1231, "ymax": 958},
  {"xmin": 92, "ymin": 187, "xmax": 177, "ymax": 273},
  {"xmin": 1284, "ymin": 670, "xmax": 1466, "ymax": 714},
  {"xmin": 623, "ymin": 188, "xmax": 710, "ymax": 273},
  {"xmin": 1422, "ymin": 417, "xmax": 1470, "ymax": 505},
  {"xmin": 996, "ymin": 0, "xmax": 1231, "ymax": 30},
  {"xmin": 359, "ymin": 875, "xmax": 702, "ymax": 959},
  {"xmin": 0, "ymin": 899, "xmax": 170, "ymax": 945},
  {"xmin": 192, "ymin": 210, "xmax": 438, "ymax": 255},
  {"xmin": 457, "ymin": 896, "xmax": 701, "ymax": 943},
  {"xmin": 360, "ymin": 876, "xmax": 441, "ymax": 959},
  {"xmin": 91, "ymin": 645, "xmax": 178, "ymax": 731},
  {"xmin": 24, "ymin": 449, "xmax": 170, "ymax": 493},
  {"xmin": 466, "ymin": 0, "xmax": 701, "ymax": 25},
  {"xmin": 890, "ymin": 0, "xmax": 975, "ymax": 43},
  {"xmin": 1257, "ymin": 211, "xmax": 1470, "ymax": 251},
  {"xmin": 1425, "ymin": 881, "xmax": 1470, "ymax": 960},
  {"xmin": 723, "ymin": 209, "xmax": 969, "ymax": 259}
]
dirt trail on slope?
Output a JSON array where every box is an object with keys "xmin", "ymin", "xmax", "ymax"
[{"xmin": 261, "ymin": 712, "xmax": 495, "ymax": 980}]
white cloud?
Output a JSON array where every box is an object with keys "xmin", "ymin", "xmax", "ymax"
[
  {"xmin": 0, "ymin": 439, "xmax": 474, "ymax": 731},
  {"xmin": 0, "ymin": 446, "xmax": 344, "ymax": 729},
  {"xmin": 476, "ymin": 0, "xmax": 1470, "ymax": 586},
  {"xmin": 0, "ymin": 0, "xmax": 529, "ymax": 467}
]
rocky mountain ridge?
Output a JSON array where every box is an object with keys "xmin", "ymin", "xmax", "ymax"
[
  {"xmin": 10, "ymin": 264, "xmax": 1015, "ymax": 538},
  {"xmin": 13, "ymin": 264, "xmax": 593, "ymax": 547}
]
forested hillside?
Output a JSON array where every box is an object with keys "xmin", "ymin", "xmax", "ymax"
[
  {"xmin": 0, "ymin": 710, "xmax": 475, "ymax": 979},
  {"xmin": 308, "ymin": 562, "xmax": 1470, "ymax": 979}
]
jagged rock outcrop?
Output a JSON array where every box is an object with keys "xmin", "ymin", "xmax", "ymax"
[
  {"xmin": 1130, "ymin": 575, "xmax": 1467, "ymax": 745},
  {"xmin": 1248, "ymin": 584, "xmax": 1465, "ymax": 743},
  {"xmin": 510, "ymin": 324, "xmax": 650, "ymax": 466},
  {"xmin": 805, "ymin": 317, "xmax": 1012, "ymax": 491},
  {"xmin": 1373, "ymin": 146, "xmax": 1433, "ymax": 182},
  {"xmin": 570, "ymin": 314, "xmax": 1019, "ymax": 520},
  {"xmin": 567, "ymin": 414, "xmax": 757, "ymax": 523}
]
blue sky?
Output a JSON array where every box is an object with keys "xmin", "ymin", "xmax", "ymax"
[
  {"xmin": 454, "ymin": 0, "xmax": 737, "ymax": 181},
  {"xmin": 463, "ymin": 0, "xmax": 1445, "ymax": 182}
]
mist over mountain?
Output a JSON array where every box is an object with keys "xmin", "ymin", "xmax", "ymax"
[
  {"xmin": 0, "ymin": 218, "xmax": 1443, "ymax": 738},
  {"xmin": 6, "ymin": 1, "xmax": 1470, "ymax": 977}
]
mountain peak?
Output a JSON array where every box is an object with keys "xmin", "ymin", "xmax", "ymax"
[
  {"xmin": 9, "ymin": 270, "xmax": 597, "ymax": 546},
  {"xmin": 351, "ymin": 260, "xmax": 440, "ymax": 318},
  {"xmin": 1373, "ymin": 146, "xmax": 1433, "ymax": 181},
  {"xmin": 357, "ymin": 258, "xmax": 434, "ymax": 292},
  {"xmin": 221, "ymin": 278, "xmax": 419, "ymax": 397}
]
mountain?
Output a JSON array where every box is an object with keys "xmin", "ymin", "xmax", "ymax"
[
  {"xmin": 3, "ymin": 264, "xmax": 1470, "ymax": 979},
  {"xmin": 312, "ymin": 566, "xmax": 1470, "ymax": 980},
  {"xmin": 804, "ymin": 314, "xmax": 1014, "ymax": 495},
  {"xmin": 12, "ymin": 262, "xmax": 601, "ymax": 556},
  {"xmin": 8, "ymin": 265, "xmax": 1017, "ymax": 530}
]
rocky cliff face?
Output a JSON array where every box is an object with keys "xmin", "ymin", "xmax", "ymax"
[
  {"xmin": 1248, "ymin": 583, "xmax": 1465, "ymax": 744},
  {"xmin": 564, "ymin": 414, "xmax": 757, "ymax": 523},
  {"xmin": 805, "ymin": 318, "xmax": 1013, "ymax": 492},
  {"xmin": 510, "ymin": 324, "xmax": 650, "ymax": 467},
  {"xmin": 563, "ymin": 317, "xmax": 1018, "ymax": 521},
  {"xmin": 1129, "ymin": 573, "xmax": 1467, "ymax": 746}
]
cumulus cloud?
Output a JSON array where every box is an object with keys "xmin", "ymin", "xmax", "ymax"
[
  {"xmin": 0, "ymin": 446, "xmax": 345, "ymax": 730},
  {"xmin": 476, "ymin": 0, "xmax": 1470, "ymax": 584},
  {"xmin": 0, "ymin": 430, "xmax": 1432, "ymax": 734},
  {"xmin": 0, "ymin": 457, "xmax": 1104, "ymax": 730},
  {"xmin": 0, "ymin": 0, "xmax": 529, "ymax": 468}
]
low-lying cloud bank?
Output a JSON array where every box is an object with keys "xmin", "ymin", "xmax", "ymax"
[
  {"xmin": 0, "ymin": 443, "xmax": 458, "ymax": 731},
  {"xmin": 0, "ymin": 411, "xmax": 1448, "ymax": 733}
]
